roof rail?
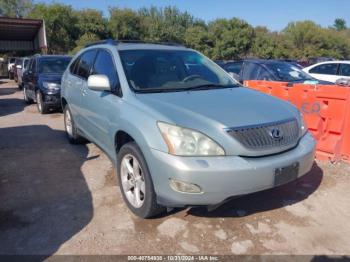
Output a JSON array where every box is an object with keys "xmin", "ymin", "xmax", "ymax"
[
  {"xmin": 117, "ymin": 39, "xmax": 184, "ymax": 47},
  {"xmin": 85, "ymin": 39, "xmax": 118, "ymax": 48},
  {"xmin": 85, "ymin": 39, "xmax": 184, "ymax": 48}
]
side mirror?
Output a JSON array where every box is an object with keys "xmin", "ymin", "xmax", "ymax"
[
  {"xmin": 16, "ymin": 65, "xmax": 22, "ymax": 69},
  {"xmin": 87, "ymin": 74, "xmax": 111, "ymax": 92}
]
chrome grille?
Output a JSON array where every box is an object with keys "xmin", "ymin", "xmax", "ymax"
[{"xmin": 226, "ymin": 118, "xmax": 300, "ymax": 150}]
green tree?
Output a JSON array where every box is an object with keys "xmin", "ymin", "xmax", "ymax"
[
  {"xmin": 108, "ymin": 7, "xmax": 142, "ymax": 40},
  {"xmin": 0, "ymin": 0, "xmax": 33, "ymax": 18},
  {"xmin": 251, "ymin": 27, "xmax": 277, "ymax": 58},
  {"xmin": 70, "ymin": 33, "xmax": 100, "ymax": 55},
  {"xmin": 333, "ymin": 18, "xmax": 347, "ymax": 31},
  {"xmin": 139, "ymin": 6, "xmax": 201, "ymax": 43},
  {"xmin": 283, "ymin": 20, "xmax": 350, "ymax": 59},
  {"xmin": 184, "ymin": 25, "xmax": 212, "ymax": 57},
  {"xmin": 208, "ymin": 18, "xmax": 254, "ymax": 60},
  {"xmin": 251, "ymin": 27, "xmax": 292, "ymax": 59},
  {"xmin": 28, "ymin": 3, "xmax": 79, "ymax": 53},
  {"xmin": 75, "ymin": 9, "xmax": 109, "ymax": 39}
]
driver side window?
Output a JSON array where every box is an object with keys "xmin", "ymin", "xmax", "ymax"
[{"xmin": 92, "ymin": 49, "xmax": 121, "ymax": 95}]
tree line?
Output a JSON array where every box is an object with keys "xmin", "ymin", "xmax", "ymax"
[{"xmin": 1, "ymin": 0, "xmax": 350, "ymax": 60}]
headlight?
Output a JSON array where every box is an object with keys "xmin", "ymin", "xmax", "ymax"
[
  {"xmin": 43, "ymin": 82, "xmax": 61, "ymax": 91},
  {"xmin": 157, "ymin": 122, "xmax": 225, "ymax": 156},
  {"xmin": 300, "ymin": 113, "xmax": 308, "ymax": 136}
]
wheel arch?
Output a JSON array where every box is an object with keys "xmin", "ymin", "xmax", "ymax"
[
  {"xmin": 115, "ymin": 130, "xmax": 136, "ymax": 153},
  {"xmin": 61, "ymin": 97, "xmax": 68, "ymax": 109}
]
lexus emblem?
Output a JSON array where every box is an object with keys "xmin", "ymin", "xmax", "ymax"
[{"xmin": 269, "ymin": 128, "xmax": 283, "ymax": 141}]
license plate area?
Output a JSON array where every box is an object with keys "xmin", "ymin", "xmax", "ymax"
[{"xmin": 274, "ymin": 162, "xmax": 299, "ymax": 186}]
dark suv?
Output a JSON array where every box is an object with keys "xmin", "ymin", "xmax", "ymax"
[
  {"xmin": 23, "ymin": 55, "xmax": 71, "ymax": 114},
  {"xmin": 220, "ymin": 59, "xmax": 333, "ymax": 85}
]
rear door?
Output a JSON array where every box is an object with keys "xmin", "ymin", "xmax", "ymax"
[
  {"xmin": 308, "ymin": 63, "xmax": 340, "ymax": 83},
  {"xmin": 80, "ymin": 49, "xmax": 121, "ymax": 153}
]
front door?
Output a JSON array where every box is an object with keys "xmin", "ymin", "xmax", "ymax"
[{"xmin": 80, "ymin": 49, "xmax": 121, "ymax": 154}]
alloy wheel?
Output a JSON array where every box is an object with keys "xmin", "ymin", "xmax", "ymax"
[
  {"xmin": 120, "ymin": 154, "xmax": 146, "ymax": 208},
  {"xmin": 65, "ymin": 109, "xmax": 73, "ymax": 137}
]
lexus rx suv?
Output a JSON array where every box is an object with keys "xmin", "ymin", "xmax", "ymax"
[{"xmin": 61, "ymin": 40, "xmax": 316, "ymax": 218}]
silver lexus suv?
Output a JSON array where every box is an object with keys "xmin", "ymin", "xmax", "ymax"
[{"xmin": 61, "ymin": 40, "xmax": 316, "ymax": 218}]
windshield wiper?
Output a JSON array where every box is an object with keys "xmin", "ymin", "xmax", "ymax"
[
  {"xmin": 183, "ymin": 84, "xmax": 238, "ymax": 91},
  {"xmin": 134, "ymin": 84, "xmax": 239, "ymax": 94}
]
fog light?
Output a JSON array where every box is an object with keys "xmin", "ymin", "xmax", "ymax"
[{"xmin": 169, "ymin": 179, "xmax": 202, "ymax": 193}]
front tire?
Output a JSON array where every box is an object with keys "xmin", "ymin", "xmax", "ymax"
[
  {"xmin": 117, "ymin": 142, "xmax": 165, "ymax": 218},
  {"xmin": 63, "ymin": 105, "xmax": 86, "ymax": 144},
  {"xmin": 36, "ymin": 91, "xmax": 49, "ymax": 114}
]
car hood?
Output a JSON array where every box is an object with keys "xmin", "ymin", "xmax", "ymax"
[
  {"xmin": 135, "ymin": 87, "xmax": 299, "ymax": 129},
  {"xmin": 38, "ymin": 73, "xmax": 63, "ymax": 84}
]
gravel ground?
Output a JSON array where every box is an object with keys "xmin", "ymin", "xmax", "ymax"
[{"xmin": 1, "ymin": 79, "xmax": 350, "ymax": 257}]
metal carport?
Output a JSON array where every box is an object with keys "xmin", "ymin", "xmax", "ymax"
[{"xmin": 0, "ymin": 17, "xmax": 47, "ymax": 53}]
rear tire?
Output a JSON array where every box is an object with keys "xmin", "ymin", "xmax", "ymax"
[
  {"xmin": 36, "ymin": 91, "xmax": 49, "ymax": 114},
  {"xmin": 117, "ymin": 142, "xmax": 165, "ymax": 218},
  {"xmin": 63, "ymin": 105, "xmax": 86, "ymax": 144}
]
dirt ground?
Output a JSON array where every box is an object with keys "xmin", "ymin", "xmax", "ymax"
[{"xmin": 1, "ymin": 79, "xmax": 350, "ymax": 257}]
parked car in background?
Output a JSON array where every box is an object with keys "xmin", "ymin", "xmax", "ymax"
[
  {"xmin": 0, "ymin": 57, "xmax": 7, "ymax": 77},
  {"xmin": 303, "ymin": 61, "xmax": 350, "ymax": 83},
  {"xmin": 17, "ymin": 57, "xmax": 30, "ymax": 89},
  {"xmin": 13, "ymin": 58, "xmax": 23, "ymax": 82},
  {"xmin": 23, "ymin": 54, "xmax": 72, "ymax": 114},
  {"xmin": 7, "ymin": 57, "xmax": 16, "ymax": 79},
  {"xmin": 220, "ymin": 59, "xmax": 333, "ymax": 85},
  {"xmin": 61, "ymin": 40, "xmax": 316, "ymax": 218}
]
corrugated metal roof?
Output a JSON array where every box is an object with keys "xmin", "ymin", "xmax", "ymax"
[{"xmin": 0, "ymin": 17, "xmax": 43, "ymax": 41}]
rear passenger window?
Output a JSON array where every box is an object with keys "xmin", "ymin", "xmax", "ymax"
[
  {"xmin": 92, "ymin": 49, "xmax": 119, "ymax": 90},
  {"xmin": 77, "ymin": 50, "xmax": 97, "ymax": 79},
  {"xmin": 310, "ymin": 63, "xmax": 338, "ymax": 75},
  {"xmin": 339, "ymin": 64, "xmax": 350, "ymax": 76}
]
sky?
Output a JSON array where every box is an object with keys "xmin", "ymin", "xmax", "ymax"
[{"xmin": 38, "ymin": 0, "xmax": 350, "ymax": 31}]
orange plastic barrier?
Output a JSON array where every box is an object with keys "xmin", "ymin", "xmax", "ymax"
[{"xmin": 244, "ymin": 80, "xmax": 350, "ymax": 163}]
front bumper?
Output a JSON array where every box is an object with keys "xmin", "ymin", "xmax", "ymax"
[
  {"xmin": 42, "ymin": 92, "xmax": 61, "ymax": 108},
  {"xmin": 145, "ymin": 133, "xmax": 316, "ymax": 207}
]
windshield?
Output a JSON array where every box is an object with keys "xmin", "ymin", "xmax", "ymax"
[
  {"xmin": 119, "ymin": 50, "xmax": 237, "ymax": 92},
  {"xmin": 38, "ymin": 57, "xmax": 71, "ymax": 74},
  {"xmin": 265, "ymin": 62, "xmax": 313, "ymax": 82}
]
